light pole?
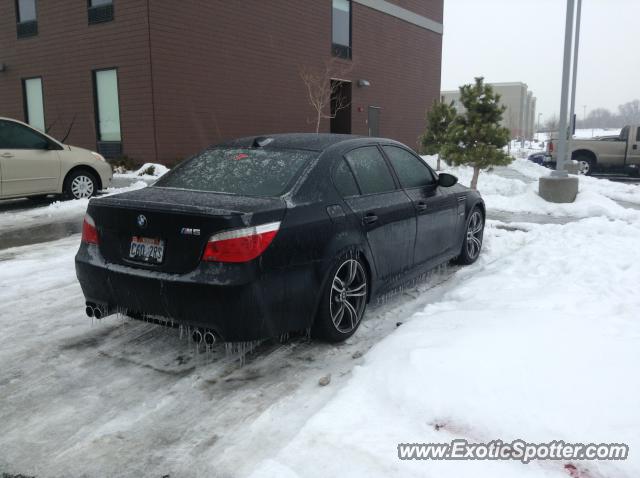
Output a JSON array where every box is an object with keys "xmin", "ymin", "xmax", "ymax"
[
  {"xmin": 538, "ymin": 0, "xmax": 580, "ymax": 203},
  {"xmin": 568, "ymin": 0, "xmax": 583, "ymax": 137},
  {"xmin": 537, "ymin": 113, "xmax": 543, "ymax": 135},
  {"xmin": 553, "ymin": 0, "xmax": 575, "ymax": 177}
]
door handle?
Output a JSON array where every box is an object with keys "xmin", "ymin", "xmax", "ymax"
[
  {"xmin": 415, "ymin": 201, "xmax": 428, "ymax": 212},
  {"xmin": 1, "ymin": 153, "xmax": 14, "ymax": 158},
  {"xmin": 362, "ymin": 213, "xmax": 378, "ymax": 225}
]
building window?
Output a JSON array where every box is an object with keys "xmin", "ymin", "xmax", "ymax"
[
  {"xmin": 93, "ymin": 69, "xmax": 122, "ymax": 151},
  {"xmin": 88, "ymin": 0, "xmax": 114, "ymax": 24},
  {"xmin": 22, "ymin": 77, "xmax": 45, "ymax": 132},
  {"xmin": 332, "ymin": 0, "xmax": 351, "ymax": 59},
  {"xmin": 16, "ymin": 0, "xmax": 38, "ymax": 38}
]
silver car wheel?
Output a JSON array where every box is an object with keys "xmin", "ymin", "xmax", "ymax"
[
  {"xmin": 71, "ymin": 175, "xmax": 95, "ymax": 199},
  {"xmin": 578, "ymin": 160, "xmax": 590, "ymax": 175},
  {"xmin": 465, "ymin": 211, "xmax": 484, "ymax": 260},
  {"xmin": 330, "ymin": 259, "xmax": 367, "ymax": 334}
]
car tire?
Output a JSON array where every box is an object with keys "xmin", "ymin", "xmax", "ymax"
[
  {"xmin": 64, "ymin": 170, "xmax": 98, "ymax": 199},
  {"xmin": 574, "ymin": 155, "xmax": 595, "ymax": 176},
  {"xmin": 454, "ymin": 207, "xmax": 484, "ymax": 265},
  {"xmin": 313, "ymin": 252, "xmax": 368, "ymax": 343}
]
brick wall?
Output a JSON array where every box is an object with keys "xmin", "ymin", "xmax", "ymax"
[
  {"xmin": 0, "ymin": 0, "xmax": 156, "ymax": 162},
  {"xmin": 149, "ymin": 0, "xmax": 442, "ymax": 162},
  {"xmin": 0, "ymin": 0, "xmax": 443, "ymax": 164}
]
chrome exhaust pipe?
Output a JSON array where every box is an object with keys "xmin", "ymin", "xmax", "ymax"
[
  {"xmin": 86, "ymin": 306, "xmax": 94, "ymax": 318},
  {"xmin": 192, "ymin": 329, "xmax": 203, "ymax": 344},
  {"xmin": 93, "ymin": 307, "xmax": 103, "ymax": 320},
  {"xmin": 204, "ymin": 331, "xmax": 216, "ymax": 346}
]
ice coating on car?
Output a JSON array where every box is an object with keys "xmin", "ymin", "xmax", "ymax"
[{"xmin": 154, "ymin": 148, "xmax": 318, "ymax": 197}]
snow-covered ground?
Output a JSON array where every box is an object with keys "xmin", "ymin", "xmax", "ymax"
[
  {"xmin": 425, "ymin": 155, "xmax": 640, "ymax": 219},
  {"xmin": 252, "ymin": 216, "xmax": 640, "ymax": 478},
  {"xmin": 2, "ymin": 213, "xmax": 639, "ymax": 477}
]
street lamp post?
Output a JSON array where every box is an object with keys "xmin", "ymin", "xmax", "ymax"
[
  {"xmin": 537, "ymin": 113, "xmax": 543, "ymax": 135},
  {"xmin": 538, "ymin": 0, "xmax": 580, "ymax": 203},
  {"xmin": 553, "ymin": 0, "xmax": 576, "ymax": 177},
  {"xmin": 568, "ymin": 0, "xmax": 583, "ymax": 137}
]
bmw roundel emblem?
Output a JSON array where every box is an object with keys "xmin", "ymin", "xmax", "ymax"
[{"xmin": 137, "ymin": 214, "xmax": 148, "ymax": 228}]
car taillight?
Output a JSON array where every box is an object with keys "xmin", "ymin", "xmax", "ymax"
[
  {"xmin": 82, "ymin": 214, "xmax": 99, "ymax": 244},
  {"xmin": 202, "ymin": 222, "xmax": 280, "ymax": 263},
  {"xmin": 548, "ymin": 142, "xmax": 554, "ymax": 153}
]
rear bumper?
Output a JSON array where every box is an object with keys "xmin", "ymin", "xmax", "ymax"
[{"xmin": 75, "ymin": 245, "xmax": 317, "ymax": 341}]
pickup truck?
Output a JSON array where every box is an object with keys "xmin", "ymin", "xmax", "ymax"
[{"xmin": 546, "ymin": 125, "xmax": 640, "ymax": 175}]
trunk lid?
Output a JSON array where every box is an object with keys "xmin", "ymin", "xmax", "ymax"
[{"xmin": 88, "ymin": 186, "xmax": 286, "ymax": 273}]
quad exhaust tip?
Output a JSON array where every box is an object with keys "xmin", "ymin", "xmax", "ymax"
[
  {"xmin": 192, "ymin": 329, "xmax": 217, "ymax": 346},
  {"xmin": 85, "ymin": 302, "xmax": 105, "ymax": 320}
]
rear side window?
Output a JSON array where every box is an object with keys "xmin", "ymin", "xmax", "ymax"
[
  {"xmin": 637, "ymin": 127, "xmax": 640, "ymax": 142},
  {"xmin": 345, "ymin": 146, "xmax": 395, "ymax": 195},
  {"xmin": 155, "ymin": 148, "xmax": 316, "ymax": 197},
  {"xmin": 383, "ymin": 146, "xmax": 436, "ymax": 189},
  {"xmin": 0, "ymin": 120, "xmax": 49, "ymax": 149},
  {"xmin": 332, "ymin": 159, "xmax": 359, "ymax": 197},
  {"xmin": 620, "ymin": 126, "xmax": 629, "ymax": 141}
]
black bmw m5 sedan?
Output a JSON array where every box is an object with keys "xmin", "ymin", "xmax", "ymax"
[{"xmin": 76, "ymin": 134, "xmax": 485, "ymax": 343}]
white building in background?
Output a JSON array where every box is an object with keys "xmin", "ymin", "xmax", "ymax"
[{"xmin": 441, "ymin": 82, "xmax": 537, "ymax": 140}]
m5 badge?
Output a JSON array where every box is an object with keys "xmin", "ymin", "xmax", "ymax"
[{"xmin": 180, "ymin": 227, "xmax": 201, "ymax": 236}]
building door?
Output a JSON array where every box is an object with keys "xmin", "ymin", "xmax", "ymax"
[
  {"xmin": 330, "ymin": 80, "xmax": 351, "ymax": 134},
  {"xmin": 368, "ymin": 106, "xmax": 380, "ymax": 137}
]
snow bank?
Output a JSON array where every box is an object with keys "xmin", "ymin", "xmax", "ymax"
[
  {"xmin": 424, "ymin": 156, "xmax": 640, "ymax": 220},
  {"xmin": 114, "ymin": 163, "xmax": 170, "ymax": 181},
  {"xmin": 251, "ymin": 217, "xmax": 640, "ymax": 477}
]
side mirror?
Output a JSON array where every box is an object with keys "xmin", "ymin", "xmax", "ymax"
[{"xmin": 438, "ymin": 173, "xmax": 458, "ymax": 187}]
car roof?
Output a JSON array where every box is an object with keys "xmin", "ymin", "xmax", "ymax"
[{"xmin": 214, "ymin": 133, "xmax": 396, "ymax": 152}]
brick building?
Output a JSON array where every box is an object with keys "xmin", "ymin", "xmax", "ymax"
[{"xmin": 0, "ymin": 0, "xmax": 443, "ymax": 165}]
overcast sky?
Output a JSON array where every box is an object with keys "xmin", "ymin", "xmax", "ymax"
[{"xmin": 441, "ymin": 0, "xmax": 640, "ymax": 123}]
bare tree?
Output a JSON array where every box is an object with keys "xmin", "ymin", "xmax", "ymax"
[
  {"xmin": 618, "ymin": 100, "xmax": 640, "ymax": 126},
  {"xmin": 299, "ymin": 59, "xmax": 352, "ymax": 133}
]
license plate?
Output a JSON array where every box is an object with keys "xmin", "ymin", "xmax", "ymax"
[{"xmin": 129, "ymin": 236, "xmax": 165, "ymax": 264}]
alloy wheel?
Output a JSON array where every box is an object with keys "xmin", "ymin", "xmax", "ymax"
[
  {"xmin": 71, "ymin": 175, "xmax": 95, "ymax": 199},
  {"xmin": 330, "ymin": 259, "xmax": 367, "ymax": 334},
  {"xmin": 465, "ymin": 211, "xmax": 484, "ymax": 260},
  {"xmin": 578, "ymin": 160, "xmax": 590, "ymax": 175}
]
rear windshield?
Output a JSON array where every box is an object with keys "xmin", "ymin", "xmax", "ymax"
[{"xmin": 155, "ymin": 148, "xmax": 317, "ymax": 197}]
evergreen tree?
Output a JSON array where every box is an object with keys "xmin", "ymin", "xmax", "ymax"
[
  {"xmin": 442, "ymin": 77, "xmax": 512, "ymax": 190},
  {"xmin": 420, "ymin": 99, "xmax": 457, "ymax": 171}
]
